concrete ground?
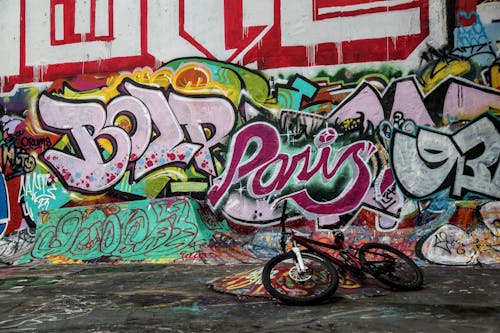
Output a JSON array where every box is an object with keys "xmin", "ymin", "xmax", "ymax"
[{"xmin": 0, "ymin": 262, "xmax": 499, "ymax": 333}]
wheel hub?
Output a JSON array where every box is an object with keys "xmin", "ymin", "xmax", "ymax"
[{"xmin": 289, "ymin": 267, "xmax": 313, "ymax": 282}]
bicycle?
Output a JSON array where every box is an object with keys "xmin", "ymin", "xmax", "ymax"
[{"xmin": 261, "ymin": 201, "xmax": 424, "ymax": 305}]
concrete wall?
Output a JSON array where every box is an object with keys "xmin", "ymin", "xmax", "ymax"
[{"xmin": 0, "ymin": 0, "xmax": 499, "ymax": 266}]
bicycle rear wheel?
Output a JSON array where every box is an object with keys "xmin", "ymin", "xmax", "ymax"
[
  {"xmin": 262, "ymin": 251, "xmax": 339, "ymax": 305},
  {"xmin": 358, "ymin": 243, "xmax": 423, "ymax": 291}
]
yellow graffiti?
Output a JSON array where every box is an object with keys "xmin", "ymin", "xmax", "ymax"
[
  {"xmin": 52, "ymin": 60, "xmax": 274, "ymax": 114},
  {"xmin": 469, "ymin": 232, "xmax": 500, "ymax": 253},
  {"xmin": 223, "ymin": 268, "xmax": 262, "ymax": 290},
  {"xmin": 490, "ymin": 61, "xmax": 500, "ymax": 90},
  {"xmin": 339, "ymin": 273, "xmax": 362, "ymax": 289},
  {"xmin": 340, "ymin": 116, "xmax": 362, "ymax": 131},
  {"xmin": 419, "ymin": 58, "xmax": 479, "ymax": 93},
  {"xmin": 54, "ymin": 67, "xmax": 174, "ymax": 103},
  {"xmin": 47, "ymin": 255, "xmax": 83, "ymax": 264}
]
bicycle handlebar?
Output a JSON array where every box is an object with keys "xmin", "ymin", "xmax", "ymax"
[{"xmin": 278, "ymin": 199, "xmax": 347, "ymax": 250}]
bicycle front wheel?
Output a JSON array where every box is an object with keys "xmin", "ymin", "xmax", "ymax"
[
  {"xmin": 261, "ymin": 251, "xmax": 339, "ymax": 305},
  {"xmin": 358, "ymin": 243, "xmax": 423, "ymax": 291}
]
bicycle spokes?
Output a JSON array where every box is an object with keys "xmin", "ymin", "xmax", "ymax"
[{"xmin": 359, "ymin": 243, "xmax": 423, "ymax": 290}]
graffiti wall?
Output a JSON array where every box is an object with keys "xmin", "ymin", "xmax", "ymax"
[{"xmin": 0, "ymin": 0, "xmax": 499, "ymax": 266}]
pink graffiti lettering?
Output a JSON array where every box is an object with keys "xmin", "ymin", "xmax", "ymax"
[
  {"xmin": 207, "ymin": 123, "xmax": 376, "ymax": 216},
  {"xmin": 37, "ymin": 82, "xmax": 236, "ymax": 193},
  {"xmin": 207, "ymin": 123, "xmax": 278, "ymax": 206},
  {"xmin": 38, "ymin": 94, "xmax": 131, "ymax": 192},
  {"xmin": 121, "ymin": 81, "xmax": 200, "ymax": 179}
]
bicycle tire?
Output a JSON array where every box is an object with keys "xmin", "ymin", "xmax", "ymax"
[
  {"xmin": 358, "ymin": 243, "xmax": 423, "ymax": 291},
  {"xmin": 262, "ymin": 251, "xmax": 339, "ymax": 305}
]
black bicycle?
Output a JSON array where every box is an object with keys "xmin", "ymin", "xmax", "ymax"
[{"xmin": 262, "ymin": 202, "xmax": 423, "ymax": 305}]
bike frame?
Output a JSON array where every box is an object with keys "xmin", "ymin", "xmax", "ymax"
[
  {"xmin": 289, "ymin": 232, "xmax": 364, "ymax": 271},
  {"xmin": 279, "ymin": 201, "xmax": 365, "ymax": 273}
]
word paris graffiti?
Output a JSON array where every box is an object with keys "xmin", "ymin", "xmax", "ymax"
[
  {"xmin": 0, "ymin": 56, "xmax": 499, "ymax": 266},
  {"xmin": 207, "ymin": 124, "xmax": 377, "ymax": 217}
]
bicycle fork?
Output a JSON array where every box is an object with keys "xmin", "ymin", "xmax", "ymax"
[{"xmin": 291, "ymin": 243, "xmax": 306, "ymax": 272}]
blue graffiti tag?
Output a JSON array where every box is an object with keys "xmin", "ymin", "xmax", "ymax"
[{"xmin": 0, "ymin": 172, "xmax": 9, "ymax": 234}]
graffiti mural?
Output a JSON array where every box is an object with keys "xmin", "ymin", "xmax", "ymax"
[
  {"xmin": 392, "ymin": 113, "xmax": 499, "ymax": 200},
  {"xmin": 22, "ymin": 197, "xmax": 230, "ymax": 263},
  {"xmin": 207, "ymin": 123, "xmax": 377, "ymax": 218},
  {"xmin": 417, "ymin": 200, "xmax": 500, "ymax": 265},
  {"xmin": 0, "ymin": 1, "xmax": 499, "ymax": 267},
  {"xmin": 0, "ymin": 0, "xmax": 440, "ymax": 92}
]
